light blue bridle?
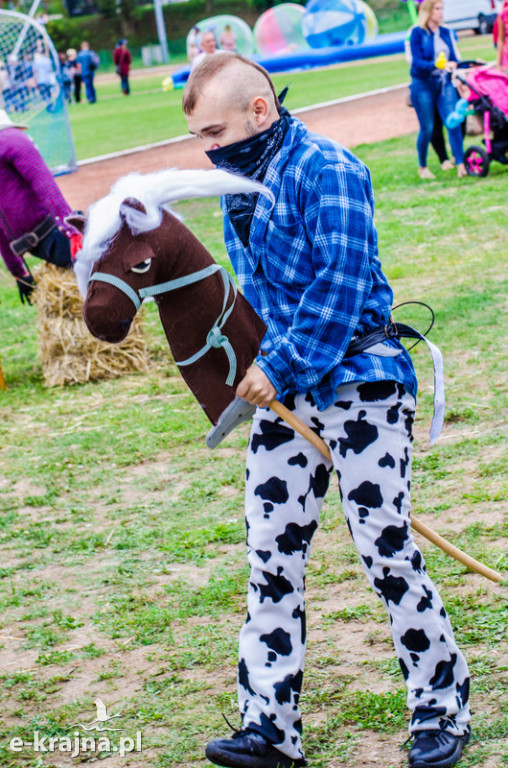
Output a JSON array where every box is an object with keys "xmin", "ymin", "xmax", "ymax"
[{"xmin": 89, "ymin": 263, "xmax": 239, "ymax": 387}]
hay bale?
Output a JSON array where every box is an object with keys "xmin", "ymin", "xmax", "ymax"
[{"xmin": 33, "ymin": 264, "xmax": 151, "ymax": 386}]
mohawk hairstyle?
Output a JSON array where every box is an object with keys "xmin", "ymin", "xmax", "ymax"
[{"xmin": 182, "ymin": 52, "xmax": 282, "ymax": 115}]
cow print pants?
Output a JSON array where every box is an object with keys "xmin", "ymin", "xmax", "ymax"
[{"xmin": 238, "ymin": 380, "xmax": 471, "ymax": 761}]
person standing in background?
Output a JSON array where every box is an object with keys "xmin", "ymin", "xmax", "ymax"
[
  {"xmin": 191, "ymin": 31, "xmax": 224, "ymax": 71},
  {"xmin": 220, "ymin": 24, "xmax": 237, "ymax": 52},
  {"xmin": 409, "ymin": 0, "xmax": 466, "ymax": 180},
  {"xmin": 0, "ymin": 60, "xmax": 12, "ymax": 111},
  {"xmin": 187, "ymin": 26, "xmax": 201, "ymax": 63},
  {"xmin": 58, "ymin": 52, "xmax": 72, "ymax": 104},
  {"xmin": 32, "ymin": 48, "xmax": 54, "ymax": 105},
  {"xmin": 7, "ymin": 54, "xmax": 28, "ymax": 112},
  {"xmin": 113, "ymin": 39, "xmax": 132, "ymax": 95},
  {"xmin": 404, "ymin": 16, "xmax": 455, "ymax": 171},
  {"xmin": 66, "ymin": 48, "xmax": 81, "ymax": 103},
  {"xmin": 76, "ymin": 41, "xmax": 98, "ymax": 104}
]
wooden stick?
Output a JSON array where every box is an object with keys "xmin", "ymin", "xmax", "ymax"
[
  {"xmin": 409, "ymin": 517, "xmax": 502, "ymax": 583},
  {"xmin": 269, "ymin": 400, "xmax": 501, "ymax": 584},
  {"xmin": 0, "ymin": 356, "xmax": 6, "ymax": 391}
]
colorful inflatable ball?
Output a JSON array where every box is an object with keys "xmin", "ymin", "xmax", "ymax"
[
  {"xmin": 302, "ymin": 0, "xmax": 368, "ymax": 48},
  {"xmin": 186, "ymin": 15, "xmax": 254, "ymax": 58},
  {"xmin": 254, "ymin": 4, "xmax": 309, "ymax": 56},
  {"xmin": 358, "ymin": 0, "xmax": 378, "ymax": 40}
]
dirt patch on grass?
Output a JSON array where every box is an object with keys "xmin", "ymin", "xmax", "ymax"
[
  {"xmin": 12, "ymin": 479, "xmax": 48, "ymax": 498},
  {"xmin": 339, "ymin": 731, "xmax": 407, "ymax": 768}
]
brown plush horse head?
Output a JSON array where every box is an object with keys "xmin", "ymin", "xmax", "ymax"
[{"xmin": 71, "ymin": 169, "xmax": 269, "ymax": 425}]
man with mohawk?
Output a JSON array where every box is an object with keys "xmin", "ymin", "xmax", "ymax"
[{"xmin": 183, "ymin": 53, "xmax": 471, "ymax": 768}]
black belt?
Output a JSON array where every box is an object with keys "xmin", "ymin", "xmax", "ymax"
[
  {"xmin": 9, "ymin": 215, "xmax": 56, "ymax": 257},
  {"xmin": 344, "ymin": 320, "xmax": 424, "ymax": 357},
  {"xmin": 345, "ymin": 319, "xmax": 445, "ymax": 446}
]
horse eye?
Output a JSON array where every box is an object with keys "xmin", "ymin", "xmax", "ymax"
[{"xmin": 131, "ymin": 259, "xmax": 152, "ymax": 274}]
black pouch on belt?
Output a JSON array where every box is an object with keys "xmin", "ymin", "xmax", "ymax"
[{"xmin": 9, "ymin": 215, "xmax": 72, "ymax": 268}]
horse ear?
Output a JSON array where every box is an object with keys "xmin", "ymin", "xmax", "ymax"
[
  {"xmin": 120, "ymin": 197, "xmax": 148, "ymax": 218},
  {"xmin": 65, "ymin": 213, "xmax": 86, "ymax": 233}
]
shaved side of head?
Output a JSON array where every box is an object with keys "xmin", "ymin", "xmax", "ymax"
[{"xmin": 183, "ymin": 53, "xmax": 281, "ymax": 117}]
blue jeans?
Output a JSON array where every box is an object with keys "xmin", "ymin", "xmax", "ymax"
[
  {"xmin": 82, "ymin": 74, "xmax": 96, "ymax": 103},
  {"xmin": 120, "ymin": 73, "xmax": 130, "ymax": 94},
  {"xmin": 410, "ymin": 76, "xmax": 464, "ymax": 167}
]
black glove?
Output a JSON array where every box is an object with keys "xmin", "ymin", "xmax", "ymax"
[{"xmin": 16, "ymin": 274, "xmax": 36, "ymax": 305}]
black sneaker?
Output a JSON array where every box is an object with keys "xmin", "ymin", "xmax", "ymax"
[
  {"xmin": 205, "ymin": 728, "xmax": 307, "ymax": 768},
  {"xmin": 408, "ymin": 729, "xmax": 470, "ymax": 768}
]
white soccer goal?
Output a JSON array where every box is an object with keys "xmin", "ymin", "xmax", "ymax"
[{"xmin": 0, "ymin": 9, "xmax": 77, "ymax": 174}]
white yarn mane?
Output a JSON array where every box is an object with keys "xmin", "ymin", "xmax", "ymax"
[{"xmin": 74, "ymin": 168, "xmax": 272, "ymax": 298}]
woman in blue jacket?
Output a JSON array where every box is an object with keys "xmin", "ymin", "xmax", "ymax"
[{"xmin": 409, "ymin": 0, "xmax": 466, "ymax": 179}]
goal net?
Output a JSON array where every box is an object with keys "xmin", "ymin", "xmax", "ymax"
[{"xmin": 0, "ymin": 10, "xmax": 77, "ymax": 175}]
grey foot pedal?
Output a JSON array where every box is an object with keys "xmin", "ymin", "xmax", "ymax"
[{"xmin": 206, "ymin": 397, "xmax": 256, "ymax": 449}]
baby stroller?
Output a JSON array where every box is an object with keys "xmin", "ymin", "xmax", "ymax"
[{"xmin": 455, "ymin": 65, "xmax": 508, "ymax": 177}]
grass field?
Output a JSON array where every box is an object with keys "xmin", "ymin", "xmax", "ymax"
[
  {"xmin": 69, "ymin": 36, "xmax": 498, "ymax": 160},
  {"xmin": 0, "ymin": 129, "xmax": 506, "ymax": 767}
]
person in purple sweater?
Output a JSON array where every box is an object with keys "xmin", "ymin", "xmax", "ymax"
[{"xmin": 0, "ymin": 110, "xmax": 81, "ymax": 304}]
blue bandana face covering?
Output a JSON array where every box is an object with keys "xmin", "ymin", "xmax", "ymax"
[
  {"xmin": 205, "ymin": 108, "xmax": 291, "ymax": 178},
  {"xmin": 206, "ymin": 103, "xmax": 291, "ymax": 246}
]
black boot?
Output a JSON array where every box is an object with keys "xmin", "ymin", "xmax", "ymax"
[
  {"xmin": 408, "ymin": 729, "xmax": 470, "ymax": 768},
  {"xmin": 205, "ymin": 728, "xmax": 306, "ymax": 768}
]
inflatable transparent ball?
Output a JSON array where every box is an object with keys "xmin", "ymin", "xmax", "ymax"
[
  {"xmin": 254, "ymin": 4, "xmax": 309, "ymax": 56},
  {"xmin": 187, "ymin": 15, "xmax": 254, "ymax": 59},
  {"xmin": 302, "ymin": 0, "xmax": 368, "ymax": 48},
  {"xmin": 358, "ymin": 0, "xmax": 378, "ymax": 40}
]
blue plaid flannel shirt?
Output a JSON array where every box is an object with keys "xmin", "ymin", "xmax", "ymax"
[{"xmin": 222, "ymin": 118, "xmax": 418, "ymax": 410}]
